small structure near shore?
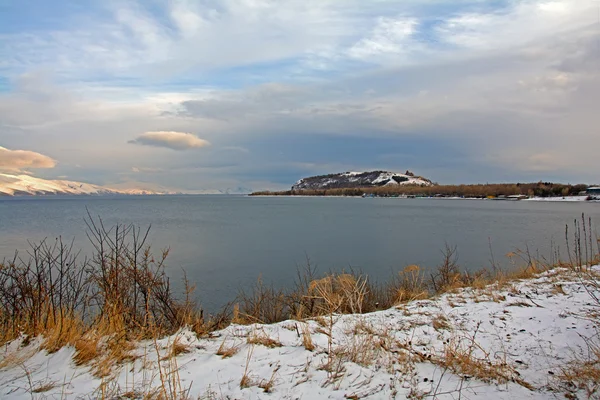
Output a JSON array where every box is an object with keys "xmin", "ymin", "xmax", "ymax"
[
  {"xmin": 586, "ymin": 187, "xmax": 600, "ymax": 195},
  {"xmin": 587, "ymin": 187, "xmax": 600, "ymax": 200}
]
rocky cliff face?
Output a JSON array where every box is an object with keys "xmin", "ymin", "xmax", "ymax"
[{"xmin": 291, "ymin": 171, "xmax": 433, "ymax": 190}]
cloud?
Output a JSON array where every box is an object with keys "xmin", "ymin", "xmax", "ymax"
[
  {"xmin": 128, "ymin": 131, "xmax": 211, "ymax": 150},
  {"xmin": 131, "ymin": 166, "xmax": 164, "ymax": 173},
  {"xmin": 0, "ymin": 146, "xmax": 57, "ymax": 171},
  {"xmin": 348, "ymin": 16, "xmax": 419, "ymax": 60},
  {"xmin": 0, "ymin": 1, "xmax": 597, "ymax": 190}
]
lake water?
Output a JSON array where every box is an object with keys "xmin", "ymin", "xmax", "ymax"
[{"xmin": 1, "ymin": 195, "xmax": 599, "ymax": 312}]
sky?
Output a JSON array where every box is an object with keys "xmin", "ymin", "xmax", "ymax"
[{"xmin": 0, "ymin": 0, "xmax": 598, "ymax": 192}]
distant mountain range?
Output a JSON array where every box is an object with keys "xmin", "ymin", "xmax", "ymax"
[
  {"xmin": 0, "ymin": 173, "xmax": 175, "ymax": 196},
  {"xmin": 186, "ymin": 187, "xmax": 253, "ymax": 195},
  {"xmin": 291, "ymin": 171, "xmax": 433, "ymax": 190}
]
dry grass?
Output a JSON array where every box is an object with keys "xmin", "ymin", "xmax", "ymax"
[
  {"xmin": 0, "ymin": 214, "xmax": 218, "ymax": 379},
  {"xmin": 435, "ymin": 327, "xmax": 532, "ymax": 390},
  {"xmin": 246, "ymin": 330, "xmax": 282, "ymax": 348},
  {"xmin": 351, "ymin": 318, "xmax": 378, "ymax": 336},
  {"xmin": 332, "ymin": 320, "xmax": 395, "ymax": 371},
  {"xmin": 559, "ymin": 345, "xmax": 600, "ymax": 398},
  {"xmin": 32, "ymin": 381, "xmax": 56, "ymax": 393},
  {"xmin": 299, "ymin": 323, "xmax": 315, "ymax": 351},
  {"xmin": 308, "ymin": 273, "xmax": 369, "ymax": 315},
  {"xmin": 315, "ymin": 316, "xmax": 328, "ymax": 328},
  {"xmin": 170, "ymin": 339, "xmax": 191, "ymax": 358},
  {"xmin": 556, "ymin": 244, "xmax": 600, "ymax": 398},
  {"xmin": 73, "ymin": 315, "xmax": 137, "ymax": 377},
  {"xmin": 552, "ymin": 284, "xmax": 567, "ymax": 295},
  {"xmin": 73, "ymin": 330, "xmax": 102, "ymax": 366},
  {"xmin": 506, "ymin": 301, "xmax": 532, "ymax": 308},
  {"xmin": 390, "ymin": 265, "xmax": 429, "ymax": 304},
  {"xmin": 94, "ymin": 339, "xmax": 137, "ymax": 378},
  {"xmin": 153, "ymin": 339, "xmax": 193, "ymax": 400},
  {"xmin": 39, "ymin": 312, "xmax": 84, "ymax": 354},
  {"xmin": 239, "ymin": 343, "xmax": 256, "ymax": 389},
  {"xmin": 258, "ymin": 372, "xmax": 277, "ymax": 393},
  {"xmin": 0, "ymin": 343, "xmax": 38, "ymax": 370},
  {"xmin": 432, "ymin": 314, "xmax": 451, "ymax": 331},
  {"xmin": 235, "ymin": 277, "xmax": 287, "ymax": 325},
  {"xmin": 239, "ymin": 374, "xmax": 253, "ymax": 389},
  {"xmin": 216, "ymin": 340, "xmax": 240, "ymax": 359}
]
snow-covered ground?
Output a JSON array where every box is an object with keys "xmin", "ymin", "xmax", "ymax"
[
  {"xmin": 292, "ymin": 171, "xmax": 433, "ymax": 190},
  {"xmin": 523, "ymin": 196, "xmax": 593, "ymax": 202},
  {"xmin": 0, "ymin": 267, "xmax": 598, "ymax": 399},
  {"xmin": 0, "ymin": 173, "xmax": 172, "ymax": 196}
]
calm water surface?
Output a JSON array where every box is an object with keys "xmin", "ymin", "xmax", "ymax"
[{"xmin": 1, "ymin": 195, "xmax": 599, "ymax": 311}]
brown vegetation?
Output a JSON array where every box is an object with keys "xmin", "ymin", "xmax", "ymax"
[
  {"xmin": 0, "ymin": 211, "xmax": 216, "ymax": 379},
  {"xmin": 251, "ymin": 181, "xmax": 590, "ymax": 198}
]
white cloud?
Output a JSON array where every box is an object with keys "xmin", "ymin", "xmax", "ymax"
[
  {"xmin": 128, "ymin": 131, "xmax": 211, "ymax": 150},
  {"xmin": 0, "ymin": 1, "xmax": 597, "ymax": 189},
  {"xmin": 518, "ymin": 72, "xmax": 577, "ymax": 92},
  {"xmin": 0, "ymin": 0, "xmax": 374, "ymax": 81},
  {"xmin": 436, "ymin": 0, "xmax": 592, "ymax": 51},
  {"xmin": 348, "ymin": 17, "xmax": 419, "ymax": 59},
  {"xmin": 0, "ymin": 146, "xmax": 57, "ymax": 171}
]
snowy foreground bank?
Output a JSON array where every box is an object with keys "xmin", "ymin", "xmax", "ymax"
[{"xmin": 1, "ymin": 268, "xmax": 598, "ymax": 399}]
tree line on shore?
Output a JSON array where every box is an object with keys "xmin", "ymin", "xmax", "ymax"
[{"xmin": 251, "ymin": 182, "xmax": 590, "ymax": 198}]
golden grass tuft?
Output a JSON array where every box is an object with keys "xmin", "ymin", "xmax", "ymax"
[
  {"xmin": 258, "ymin": 366, "xmax": 279, "ymax": 393},
  {"xmin": 552, "ymin": 284, "xmax": 567, "ymax": 296},
  {"xmin": 392, "ymin": 265, "xmax": 429, "ymax": 304},
  {"xmin": 246, "ymin": 330, "xmax": 282, "ymax": 348},
  {"xmin": 94, "ymin": 339, "xmax": 137, "ymax": 378},
  {"xmin": 432, "ymin": 314, "xmax": 451, "ymax": 331},
  {"xmin": 300, "ymin": 323, "xmax": 315, "ymax": 351},
  {"xmin": 73, "ymin": 313, "xmax": 137, "ymax": 377},
  {"xmin": 73, "ymin": 331, "xmax": 102, "ymax": 366},
  {"xmin": 258, "ymin": 378, "xmax": 275, "ymax": 393},
  {"xmin": 32, "ymin": 381, "xmax": 56, "ymax": 393},
  {"xmin": 170, "ymin": 339, "xmax": 191, "ymax": 358},
  {"xmin": 216, "ymin": 340, "xmax": 240, "ymax": 359},
  {"xmin": 436, "ymin": 333, "xmax": 532, "ymax": 390},
  {"xmin": 308, "ymin": 273, "xmax": 369, "ymax": 315},
  {"xmin": 239, "ymin": 374, "xmax": 253, "ymax": 389},
  {"xmin": 506, "ymin": 301, "xmax": 532, "ymax": 308},
  {"xmin": 240, "ymin": 342, "xmax": 256, "ymax": 389},
  {"xmin": 559, "ymin": 355, "xmax": 600, "ymax": 398}
]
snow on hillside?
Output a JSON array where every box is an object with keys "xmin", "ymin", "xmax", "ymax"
[
  {"xmin": 292, "ymin": 171, "xmax": 433, "ymax": 190},
  {"xmin": 0, "ymin": 266, "xmax": 597, "ymax": 399},
  {"xmin": 523, "ymin": 196, "xmax": 592, "ymax": 202},
  {"xmin": 0, "ymin": 173, "xmax": 169, "ymax": 196}
]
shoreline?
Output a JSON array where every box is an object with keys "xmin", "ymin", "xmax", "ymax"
[{"xmin": 250, "ymin": 194, "xmax": 600, "ymax": 202}]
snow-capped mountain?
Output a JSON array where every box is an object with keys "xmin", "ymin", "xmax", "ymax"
[
  {"xmin": 0, "ymin": 173, "xmax": 171, "ymax": 196},
  {"xmin": 292, "ymin": 171, "xmax": 433, "ymax": 190}
]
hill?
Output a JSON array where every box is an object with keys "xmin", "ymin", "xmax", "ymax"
[
  {"xmin": 0, "ymin": 173, "xmax": 172, "ymax": 196},
  {"xmin": 291, "ymin": 170, "xmax": 433, "ymax": 190}
]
